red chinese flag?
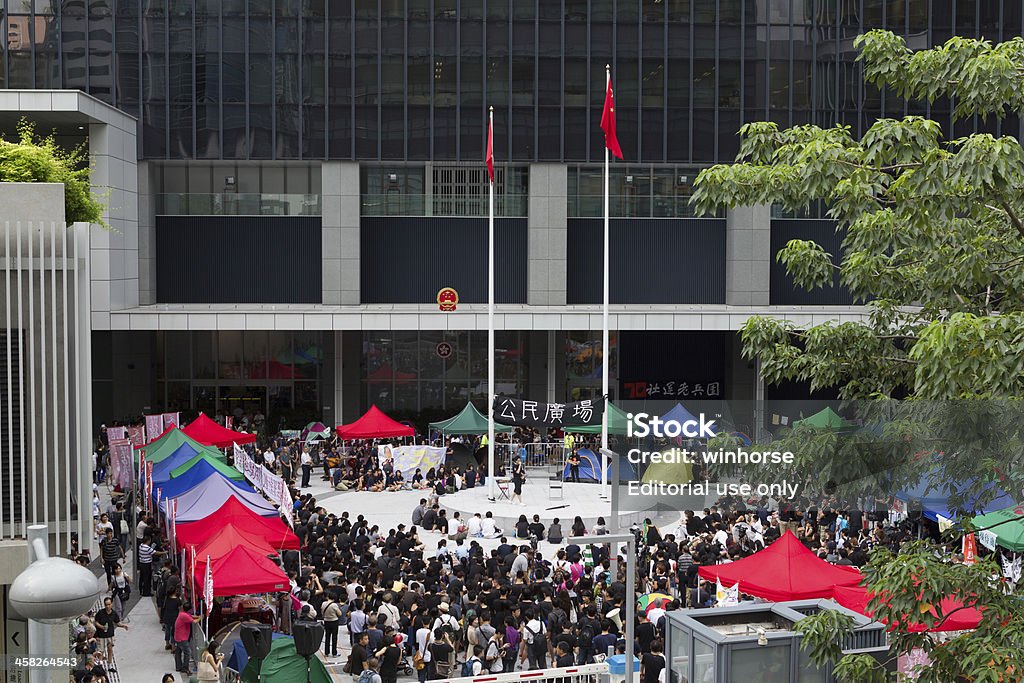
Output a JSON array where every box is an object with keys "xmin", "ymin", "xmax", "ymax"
[
  {"xmin": 601, "ymin": 77, "xmax": 624, "ymax": 159},
  {"xmin": 486, "ymin": 115, "xmax": 495, "ymax": 183}
]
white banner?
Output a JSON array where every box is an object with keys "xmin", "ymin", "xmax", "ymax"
[
  {"xmin": 234, "ymin": 443, "xmax": 292, "ymax": 525},
  {"xmin": 377, "ymin": 445, "xmax": 447, "ymax": 481},
  {"xmin": 716, "ymin": 579, "xmax": 739, "ymax": 607},
  {"xmin": 978, "ymin": 529, "xmax": 998, "ymax": 552}
]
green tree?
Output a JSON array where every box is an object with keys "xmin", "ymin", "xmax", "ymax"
[
  {"xmin": 692, "ymin": 31, "xmax": 1024, "ymax": 682},
  {"xmin": 0, "ymin": 119, "xmax": 106, "ymax": 225}
]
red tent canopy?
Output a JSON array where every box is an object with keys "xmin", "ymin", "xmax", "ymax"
[
  {"xmin": 336, "ymin": 405, "xmax": 415, "ymax": 440},
  {"xmin": 174, "ymin": 497, "xmax": 299, "ymax": 551},
  {"xmin": 366, "ymin": 364, "xmax": 417, "ymax": 383},
  {"xmin": 831, "ymin": 585, "xmax": 982, "ymax": 632},
  {"xmin": 188, "ymin": 524, "xmax": 279, "ymax": 560},
  {"xmin": 182, "ymin": 412, "xmax": 256, "ymax": 448},
  {"xmin": 193, "ymin": 544, "xmax": 290, "ymax": 597},
  {"xmin": 697, "ymin": 531, "xmax": 862, "ymax": 602}
]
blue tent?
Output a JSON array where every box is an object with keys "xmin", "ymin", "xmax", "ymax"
[
  {"xmin": 562, "ymin": 448, "xmax": 637, "ymax": 483},
  {"xmin": 896, "ymin": 477, "xmax": 1015, "ymax": 522},
  {"xmin": 152, "ymin": 459, "xmax": 247, "ymax": 501},
  {"xmin": 660, "ymin": 403, "xmax": 717, "ymax": 436},
  {"xmin": 150, "ymin": 442, "xmax": 205, "ymax": 483}
]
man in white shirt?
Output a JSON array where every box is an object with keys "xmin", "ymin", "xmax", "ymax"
[
  {"xmin": 300, "ymin": 449, "xmax": 313, "ymax": 487},
  {"xmin": 467, "ymin": 513, "xmax": 484, "ymax": 538},
  {"xmin": 263, "ymin": 449, "xmax": 276, "ymax": 469},
  {"xmin": 481, "ymin": 512, "xmax": 501, "ymax": 539},
  {"xmin": 522, "ymin": 609, "xmax": 548, "ymax": 670},
  {"xmin": 431, "ymin": 604, "xmax": 459, "ymax": 634}
]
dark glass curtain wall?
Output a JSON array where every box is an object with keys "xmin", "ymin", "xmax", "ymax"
[{"xmin": 2, "ymin": 0, "xmax": 1020, "ymax": 161}]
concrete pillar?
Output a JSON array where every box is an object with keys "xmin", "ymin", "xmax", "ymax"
[
  {"xmin": 725, "ymin": 204, "xmax": 772, "ymax": 306},
  {"xmin": 527, "ymin": 164, "xmax": 568, "ymax": 306},
  {"xmin": 339, "ymin": 330, "xmax": 362, "ymax": 423},
  {"xmin": 526, "ymin": 331, "xmax": 548, "ymax": 402},
  {"xmin": 88, "ymin": 118, "xmax": 139, "ymax": 323},
  {"xmin": 321, "ymin": 162, "xmax": 361, "ymax": 305}
]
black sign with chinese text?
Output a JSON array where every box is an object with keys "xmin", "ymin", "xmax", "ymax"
[{"xmin": 492, "ymin": 396, "xmax": 606, "ymax": 429}]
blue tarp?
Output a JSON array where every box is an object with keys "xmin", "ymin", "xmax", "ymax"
[
  {"xmin": 896, "ymin": 477, "xmax": 1016, "ymax": 522},
  {"xmin": 562, "ymin": 448, "xmax": 637, "ymax": 482},
  {"xmin": 150, "ymin": 442, "xmax": 205, "ymax": 483},
  {"xmin": 152, "ymin": 459, "xmax": 247, "ymax": 501}
]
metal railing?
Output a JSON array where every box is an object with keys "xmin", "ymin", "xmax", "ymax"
[
  {"xmin": 569, "ymin": 194, "xmax": 714, "ymax": 218},
  {"xmin": 157, "ymin": 193, "xmax": 322, "ymax": 216},
  {"xmin": 436, "ymin": 662, "xmax": 609, "ymax": 683},
  {"xmin": 509, "ymin": 442, "xmax": 565, "ymax": 470}
]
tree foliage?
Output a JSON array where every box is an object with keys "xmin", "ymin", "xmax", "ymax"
[
  {"xmin": 692, "ymin": 31, "xmax": 1024, "ymax": 682},
  {"xmin": 0, "ymin": 119, "xmax": 106, "ymax": 225},
  {"xmin": 692, "ymin": 30, "xmax": 1024, "ymax": 401}
]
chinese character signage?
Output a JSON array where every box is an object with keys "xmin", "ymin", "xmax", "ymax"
[
  {"xmin": 621, "ymin": 380, "xmax": 722, "ymax": 399},
  {"xmin": 492, "ymin": 396, "xmax": 605, "ymax": 429}
]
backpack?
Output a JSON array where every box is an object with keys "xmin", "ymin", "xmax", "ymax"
[
  {"xmin": 357, "ymin": 669, "xmax": 379, "ymax": 683},
  {"xmin": 549, "ymin": 608, "xmax": 567, "ymax": 635},
  {"xmin": 525, "ymin": 623, "xmax": 547, "ymax": 655},
  {"xmin": 461, "ymin": 657, "xmax": 480, "ymax": 677},
  {"xmin": 578, "ymin": 619, "xmax": 595, "ymax": 645}
]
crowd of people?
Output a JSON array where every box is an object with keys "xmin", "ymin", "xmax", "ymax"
[{"xmin": 74, "ymin": 416, "xmax": 1018, "ymax": 683}]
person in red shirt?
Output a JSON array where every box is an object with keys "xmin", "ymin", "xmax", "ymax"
[{"xmin": 174, "ymin": 604, "xmax": 202, "ymax": 674}]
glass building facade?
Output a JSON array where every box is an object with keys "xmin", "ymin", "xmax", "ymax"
[{"xmin": 3, "ymin": 0, "xmax": 1019, "ymax": 162}]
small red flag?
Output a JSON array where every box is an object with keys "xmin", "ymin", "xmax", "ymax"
[
  {"xmin": 601, "ymin": 76, "xmax": 623, "ymax": 159},
  {"xmin": 486, "ymin": 113, "xmax": 495, "ymax": 183}
]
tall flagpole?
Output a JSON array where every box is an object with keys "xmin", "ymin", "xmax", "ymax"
[
  {"xmin": 487, "ymin": 106, "xmax": 497, "ymax": 502},
  {"xmin": 601, "ymin": 66, "xmax": 611, "ymax": 500}
]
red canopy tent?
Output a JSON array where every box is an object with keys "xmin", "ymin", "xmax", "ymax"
[
  {"xmin": 188, "ymin": 524, "xmax": 280, "ymax": 560},
  {"xmin": 831, "ymin": 585, "xmax": 982, "ymax": 632},
  {"xmin": 182, "ymin": 412, "xmax": 257, "ymax": 448},
  {"xmin": 697, "ymin": 531, "xmax": 862, "ymax": 601},
  {"xmin": 192, "ymin": 544, "xmax": 290, "ymax": 597},
  {"xmin": 336, "ymin": 404, "xmax": 415, "ymax": 440},
  {"xmin": 174, "ymin": 497, "xmax": 299, "ymax": 551}
]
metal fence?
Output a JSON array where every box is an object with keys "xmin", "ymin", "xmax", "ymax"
[
  {"xmin": 437, "ymin": 662, "xmax": 609, "ymax": 683},
  {"xmin": 507, "ymin": 442, "xmax": 567, "ymax": 470}
]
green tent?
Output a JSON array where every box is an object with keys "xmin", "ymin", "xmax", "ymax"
[
  {"xmin": 641, "ymin": 459, "xmax": 694, "ymax": 484},
  {"xmin": 429, "ymin": 402, "xmax": 512, "ymax": 435},
  {"xmin": 137, "ymin": 428, "xmax": 226, "ymax": 465},
  {"xmin": 169, "ymin": 452, "xmax": 245, "ymax": 480},
  {"xmin": 241, "ymin": 636, "xmax": 332, "ymax": 683},
  {"xmin": 973, "ymin": 505, "xmax": 1024, "ymax": 551},
  {"xmin": 792, "ymin": 407, "xmax": 856, "ymax": 430},
  {"xmin": 564, "ymin": 401, "xmax": 630, "ymax": 435}
]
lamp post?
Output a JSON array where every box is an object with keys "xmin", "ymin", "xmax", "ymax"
[{"xmin": 570, "ymin": 531, "xmax": 635, "ymax": 683}]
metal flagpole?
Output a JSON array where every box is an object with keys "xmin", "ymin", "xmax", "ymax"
[
  {"xmin": 601, "ymin": 65, "xmax": 611, "ymax": 501},
  {"xmin": 487, "ymin": 105, "xmax": 497, "ymax": 502}
]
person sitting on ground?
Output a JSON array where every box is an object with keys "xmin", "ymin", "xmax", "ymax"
[
  {"xmin": 515, "ymin": 514, "xmax": 530, "ymax": 540},
  {"xmin": 547, "ymin": 517, "xmax": 563, "ymax": 544},
  {"xmin": 481, "ymin": 511, "xmax": 502, "ymax": 539},
  {"xmin": 467, "ymin": 513, "xmax": 484, "ymax": 538},
  {"xmin": 528, "ymin": 515, "xmax": 546, "ymax": 541}
]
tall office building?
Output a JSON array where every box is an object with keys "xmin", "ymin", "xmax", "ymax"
[{"xmin": 0, "ymin": 1, "xmax": 1019, "ymax": 432}]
